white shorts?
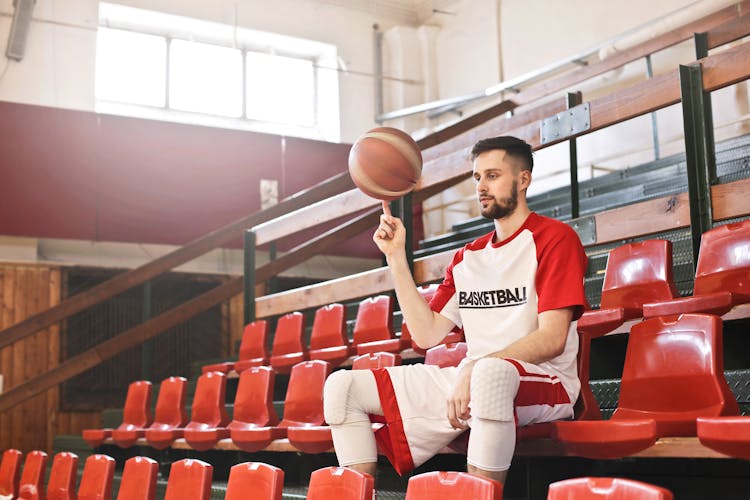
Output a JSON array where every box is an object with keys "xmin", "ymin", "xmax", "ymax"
[{"xmin": 370, "ymin": 359, "xmax": 575, "ymax": 474}]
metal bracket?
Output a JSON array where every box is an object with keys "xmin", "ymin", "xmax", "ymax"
[
  {"xmin": 540, "ymin": 103, "xmax": 591, "ymax": 145},
  {"xmin": 567, "ymin": 216, "xmax": 597, "ymax": 245}
]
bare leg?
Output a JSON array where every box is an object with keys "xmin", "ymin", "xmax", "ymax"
[
  {"xmin": 347, "ymin": 462, "xmax": 377, "ymax": 477},
  {"xmin": 467, "ymin": 463, "xmax": 507, "ymax": 484}
]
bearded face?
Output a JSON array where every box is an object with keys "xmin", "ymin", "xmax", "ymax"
[{"xmin": 479, "ymin": 179, "xmax": 519, "ymax": 220}]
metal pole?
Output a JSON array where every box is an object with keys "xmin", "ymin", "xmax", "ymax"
[
  {"xmin": 567, "ymin": 92, "xmax": 582, "ymax": 219},
  {"xmin": 141, "ymin": 281, "xmax": 152, "ymax": 381},
  {"xmin": 679, "ymin": 63, "xmax": 715, "ymax": 266},
  {"xmin": 373, "ymin": 24, "xmax": 384, "ymax": 123},
  {"xmin": 645, "ymin": 54, "xmax": 660, "ymax": 160},
  {"xmin": 403, "ymin": 193, "xmax": 414, "ymax": 274},
  {"xmin": 243, "ymin": 230, "xmax": 256, "ymax": 324}
]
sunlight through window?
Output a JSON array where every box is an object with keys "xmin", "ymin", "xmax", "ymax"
[
  {"xmin": 95, "ymin": 28, "xmax": 166, "ymax": 107},
  {"xmin": 169, "ymin": 40, "xmax": 243, "ymax": 118},
  {"xmin": 246, "ymin": 52, "xmax": 315, "ymax": 126}
]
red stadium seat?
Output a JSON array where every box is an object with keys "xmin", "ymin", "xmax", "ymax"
[
  {"xmin": 405, "ymin": 471, "xmax": 503, "ymax": 500},
  {"xmin": 0, "ymin": 449, "xmax": 22, "ymax": 499},
  {"xmin": 78, "ymin": 454, "xmax": 115, "ymax": 500},
  {"xmin": 226, "ymin": 367, "xmax": 280, "ymax": 449},
  {"xmin": 411, "ymin": 325, "xmax": 465, "ymax": 356},
  {"xmin": 116, "ymin": 456, "xmax": 158, "ymax": 500},
  {"xmin": 18, "ymin": 450, "xmax": 48, "ymax": 500},
  {"xmin": 424, "ymin": 342, "xmax": 467, "ymax": 368},
  {"xmin": 83, "ymin": 380, "xmax": 153, "ymax": 448},
  {"xmin": 306, "ymin": 467, "xmax": 374, "ymax": 500},
  {"xmin": 164, "ymin": 459, "xmax": 213, "ymax": 500},
  {"xmin": 270, "ymin": 312, "xmax": 308, "ymax": 374},
  {"xmin": 46, "ymin": 452, "xmax": 78, "ymax": 500},
  {"xmin": 233, "ymin": 360, "xmax": 331, "ymax": 453},
  {"xmin": 203, "ymin": 320, "xmax": 269, "ymax": 374},
  {"xmin": 554, "ymin": 314, "xmax": 738, "ymax": 459},
  {"xmin": 308, "ymin": 303, "xmax": 353, "ymax": 367},
  {"xmin": 182, "ymin": 371, "xmax": 231, "ymax": 451},
  {"xmin": 353, "ymin": 295, "xmax": 396, "ymax": 355},
  {"xmin": 351, "ymin": 351, "xmax": 401, "ymax": 370},
  {"xmin": 577, "ymin": 240, "xmax": 678, "ymax": 337},
  {"xmin": 547, "ymin": 477, "xmax": 673, "ymax": 499},
  {"xmin": 144, "ymin": 376, "xmax": 189, "ymax": 450},
  {"xmin": 225, "ymin": 462, "xmax": 284, "ymax": 500},
  {"xmin": 696, "ymin": 416, "xmax": 750, "ymax": 459},
  {"xmin": 644, "ymin": 221, "xmax": 750, "ymax": 318}
]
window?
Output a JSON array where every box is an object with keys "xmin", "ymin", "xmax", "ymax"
[
  {"xmin": 95, "ymin": 28, "xmax": 166, "ymax": 107},
  {"xmin": 95, "ymin": 3, "xmax": 340, "ymax": 141}
]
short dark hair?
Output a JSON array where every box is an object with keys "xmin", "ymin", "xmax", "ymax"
[{"xmin": 470, "ymin": 136, "xmax": 534, "ymax": 172}]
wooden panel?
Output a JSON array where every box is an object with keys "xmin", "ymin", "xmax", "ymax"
[
  {"xmin": 255, "ymin": 249, "xmax": 454, "ymax": 318},
  {"xmin": 595, "ymin": 193, "xmax": 691, "ymax": 244},
  {"xmin": 0, "ymin": 264, "xmax": 62, "ymax": 452},
  {"xmin": 712, "ymin": 177, "xmax": 750, "ymax": 220}
]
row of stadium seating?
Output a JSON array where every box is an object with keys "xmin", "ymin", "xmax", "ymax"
[
  {"xmin": 200, "ymin": 219, "xmax": 750, "ymax": 380},
  {"xmin": 0, "ymin": 447, "xmax": 674, "ymax": 499},
  {"xmin": 82, "ymin": 311, "xmax": 749, "ymax": 462}
]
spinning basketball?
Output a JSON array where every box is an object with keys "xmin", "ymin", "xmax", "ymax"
[{"xmin": 348, "ymin": 127, "xmax": 423, "ymax": 201}]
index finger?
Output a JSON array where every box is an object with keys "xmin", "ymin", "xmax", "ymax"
[{"xmin": 382, "ymin": 201, "xmax": 392, "ymax": 218}]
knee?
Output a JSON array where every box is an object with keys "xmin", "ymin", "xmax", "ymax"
[
  {"xmin": 470, "ymin": 358, "xmax": 520, "ymax": 421},
  {"xmin": 323, "ymin": 369, "xmax": 354, "ymax": 425}
]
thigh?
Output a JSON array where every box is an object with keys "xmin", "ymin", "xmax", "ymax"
[{"xmin": 505, "ymin": 359, "xmax": 575, "ymax": 426}]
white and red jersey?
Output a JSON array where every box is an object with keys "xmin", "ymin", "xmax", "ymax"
[{"xmin": 430, "ymin": 212, "xmax": 588, "ymax": 400}]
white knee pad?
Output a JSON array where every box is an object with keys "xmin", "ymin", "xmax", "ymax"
[
  {"xmin": 470, "ymin": 358, "xmax": 520, "ymax": 422},
  {"xmin": 323, "ymin": 369, "xmax": 354, "ymax": 425}
]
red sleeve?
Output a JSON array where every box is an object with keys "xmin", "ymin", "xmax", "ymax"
[
  {"xmin": 429, "ymin": 247, "xmax": 463, "ymax": 314},
  {"xmin": 535, "ymin": 223, "xmax": 588, "ymax": 320}
]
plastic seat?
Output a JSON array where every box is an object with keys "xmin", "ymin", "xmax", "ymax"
[
  {"xmin": 116, "ymin": 456, "xmax": 158, "ymax": 500},
  {"xmin": 351, "ymin": 351, "xmax": 401, "ymax": 370},
  {"xmin": 83, "ymin": 380, "xmax": 153, "ymax": 448},
  {"xmin": 203, "ymin": 320, "xmax": 269, "ymax": 374},
  {"xmin": 554, "ymin": 314, "xmax": 739, "ymax": 459},
  {"xmin": 163, "ymin": 459, "xmax": 213, "ymax": 500},
  {"xmin": 405, "ymin": 471, "xmax": 502, "ymax": 500},
  {"xmin": 46, "ymin": 452, "xmax": 78, "ymax": 500},
  {"xmin": 411, "ymin": 325, "xmax": 465, "ymax": 356},
  {"xmin": 547, "ymin": 477, "xmax": 673, "ymax": 499},
  {"xmin": 424, "ymin": 342, "xmax": 467, "ymax": 368},
  {"xmin": 0, "ymin": 449, "xmax": 22, "ymax": 499},
  {"xmin": 18, "ymin": 450, "xmax": 48, "ymax": 500},
  {"xmin": 222, "ymin": 367, "xmax": 280, "ymax": 449},
  {"xmin": 233, "ymin": 360, "xmax": 331, "ymax": 453},
  {"xmin": 269, "ymin": 312, "xmax": 308, "ymax": 374},
  {"xmin": 225, "ymin": 462, "xmax": 284, "ymax": 500},
  {"xmin": 144, "ymin": 376, "xmax": 189, "ymax": 450},
  {"xmin": 696, "ymin": 416, "xmax": 750, "ymax": 459},
  {"xmin": 644, "ymin": 221, "xmax": 750, "ymax": 318},
  {"xmin": 308, "ymin": 303, "xmax": 353, "ymax": 366},
  {"xmin": 182, "ymin": 371, "xmax": 231, "ymax": 451},
  {"xmin": 78, "ymin": 454, "xmax": 115, "ymax": 500},
  {"xmin": 352, "ymin": 295, "xmax": 396, "ymax": 355},
  {"xmin": 577, "ymin": 240, "xmax": 678, "ymax": 337},
  {"xmin": 306, "ymin": 467, "xmax": 374, "ymax": 500}
]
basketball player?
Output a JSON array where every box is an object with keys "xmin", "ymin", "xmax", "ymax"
[{"xmin": 323, "ymin": 136, "xmax": 588, "ymax": 483}]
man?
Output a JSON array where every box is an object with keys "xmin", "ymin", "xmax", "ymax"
[{"xmin": 323, "ymin": 136, "xmax": 588, "ymax": 483}]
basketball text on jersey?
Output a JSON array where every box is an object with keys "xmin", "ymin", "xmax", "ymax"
[{"xmin": 458, "ymin": 287, "xmax": 527, "ymax": 309}]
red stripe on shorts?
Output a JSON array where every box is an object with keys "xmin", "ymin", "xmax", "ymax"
[
  {"xmin": 370, "ymin": 368, "xmax": 415, "ymax": 475},
  {"xmin": 505, "ymin": 358, "xmax": 571, "ymax": 408}
]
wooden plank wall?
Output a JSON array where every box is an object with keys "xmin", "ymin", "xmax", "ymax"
[{"xmin": 0, "ymin": 263, "xmax": 100, "ymax": 453}]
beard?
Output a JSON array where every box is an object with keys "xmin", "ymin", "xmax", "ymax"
[{"xmin": 480, "ymin": 180, "xmax": 519, "ymax": 220}]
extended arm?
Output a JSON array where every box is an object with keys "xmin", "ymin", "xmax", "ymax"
[{"xmin": 374, "ymin": 203, "xmax": 455, "ymax": 348}]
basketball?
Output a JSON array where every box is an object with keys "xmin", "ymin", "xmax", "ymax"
[{"xmin": 348, "ymin": 127, "xmax": 423, "ymax": 201}]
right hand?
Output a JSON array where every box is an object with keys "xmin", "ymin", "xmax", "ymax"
[{"xmin": 373, "ymin": 201, "xmax": 406, "ymax": 258}]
